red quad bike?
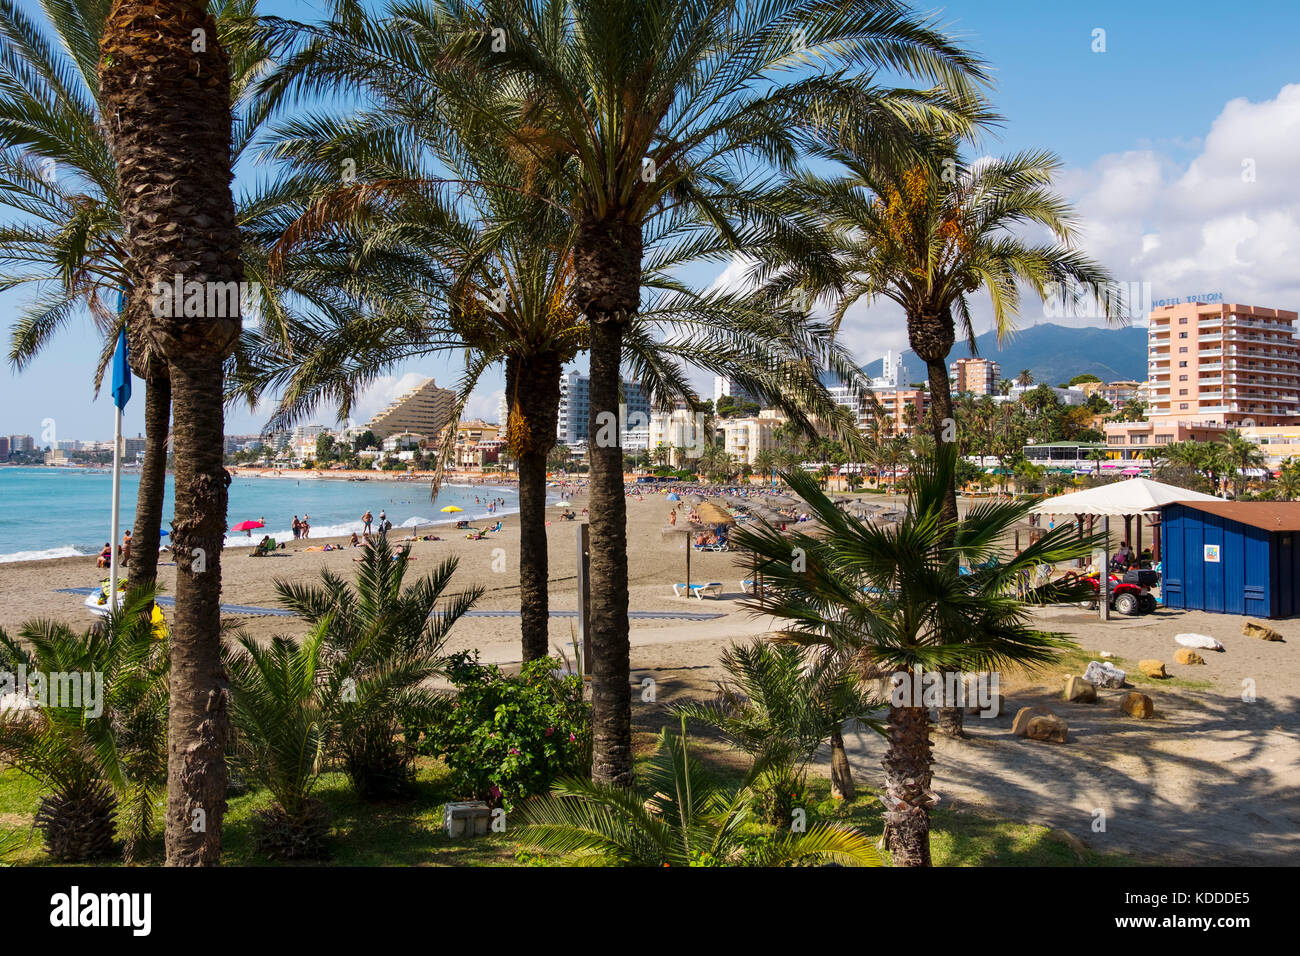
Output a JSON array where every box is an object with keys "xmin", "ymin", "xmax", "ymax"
[{"xmin": 1062, "ymin": 569, "xmax": 1158, "ymax": 615}]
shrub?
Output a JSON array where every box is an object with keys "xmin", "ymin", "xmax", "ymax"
[
  {"xmin": 421, "ymin": 653, "xmax": 590, "ymax": 809},
  {"xmin": 0, "ymin": 589, "xmax": 168, "ymax": 862}
]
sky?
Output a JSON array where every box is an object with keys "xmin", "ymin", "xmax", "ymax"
[{"xmin": 3, "ymin": 0, "xmax": 1300, "ymax": 443}]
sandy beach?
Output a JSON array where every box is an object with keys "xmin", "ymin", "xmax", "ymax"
[{"xmin": 2, "ymin": 488, "xmax": 1297, "ymax": 864}]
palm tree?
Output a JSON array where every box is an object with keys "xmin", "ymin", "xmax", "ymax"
[
  {"xmin": 671, "ymin": 639, "xmax": 880, "ymax": 813},
  {"xmin": 1276, "ymin": 458, "xmax": 1300, "ymax": 501},
  {"xmin": 242, "ymin": 11, "xmax": 869, "ymax": 666},
  {"xmin": 0, "ymin": 0, "xmax": 300, "ymax": 603},
  {"xmin": 516, "ymin": 718, "xmax": 881, "ymax": 867},
  {"xmin": 225, "ymin": 625, "xmax": 330, "ymax": 859},
  {"xmin": 1218, "ymin": 430, "xmax": 1265, "ymax": 497},
  {"xmin": 730, "ymin": 445, "xmax": 1100, "ymax": 865},
  {"xmin": 1087, "ymin": 447, "xmax": 1108, "ymax": 477},
  {"xmin": 99, "ymin": 0, "xmax": 246, "ymax": 865},
  {"xmin": 0, "ymin": 589, "xmax": 168, "ymax": 862},
  {"xmin": 405, "ymin": 0, "xmax": 988, "ymax": 788},
  {"xmin": 272, "ymin": 539, "xmax": 482, "ymax": 797},
  {"xmin": 1015, "ymin": 369, "xmax": 1034, "ymax": 388}
]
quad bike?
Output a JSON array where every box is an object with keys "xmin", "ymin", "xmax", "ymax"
[{"xmin": 1061, "ymin": 569, "xmax": 1158, "ymax": 615}]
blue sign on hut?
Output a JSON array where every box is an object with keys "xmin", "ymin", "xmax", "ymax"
[{"xmin": 1160, "ymin": 501, "xmax": 1300, "ymax": 618}]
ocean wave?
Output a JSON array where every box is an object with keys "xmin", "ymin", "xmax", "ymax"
[{"xmin": 0, "ymin": 544, "xmax": 93, "ymax": 563}]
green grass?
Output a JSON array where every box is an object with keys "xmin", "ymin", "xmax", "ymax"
[
  {"xmin": 0, "ymin": 733, "xmax": 1141, "ymax": 867},
  {"xmin": 1020, "ymin": 645, "xmax": 1215, "ymax": 693}
]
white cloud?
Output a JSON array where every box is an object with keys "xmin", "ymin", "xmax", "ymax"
[
  {"xmin": 464, "ymin": 388, "xmax": 505, "ymax": 423},
  {"xmin": 347, "ymin": 372, "xmax": 428, "ymax": 427}
]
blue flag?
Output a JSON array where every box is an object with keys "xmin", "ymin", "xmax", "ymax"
[{"xmin": 111, "ymin": 326, "xmax": 132, "ymax": 410}]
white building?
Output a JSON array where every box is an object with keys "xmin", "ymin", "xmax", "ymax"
[{"xmin": 721, "ymin": 410, "xmax": 786, "ymax": 465}]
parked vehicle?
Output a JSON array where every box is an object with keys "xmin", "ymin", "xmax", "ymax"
[{"xmin": 1062, "ymin": 569, "xmax": 1158, "ymax": 615}]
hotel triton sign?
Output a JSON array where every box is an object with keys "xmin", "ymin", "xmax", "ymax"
[{"xmin": 1151, "ymin": 292, "xmax": 1225, "ymax": 308}]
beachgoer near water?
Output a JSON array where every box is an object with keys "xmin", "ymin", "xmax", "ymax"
[
  {"xmin": 350, "ymin": 532, "xmax": 360, "ymax": 547},
  {"xmin": 97, "ymin": 542, "xmax": 112, "ymax": 569},
  {"xmin": 292, "ymin": 516, "xmax": 301, "ymax": 539},
  {"xmin": 362, "ymin": 510, "xmax": 372, "ymax": 534},
  {"xmin": 120, "ymin": 530, "xmax": 132, "ymax": 566}
]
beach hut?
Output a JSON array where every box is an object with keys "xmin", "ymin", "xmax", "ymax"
[{"xmin": 1159, "ymin": 501, "xmax": 1300, "ymax": 618}]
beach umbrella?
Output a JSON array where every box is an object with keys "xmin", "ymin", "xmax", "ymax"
[
  {"xmin": 696, "ymin": 502, "xmax": 735, "ymax": 526},
  {"xmin": 667, "ymin": 493, "xmax": 680, "ymax": 501},
  {"xmin": 400, "ymin": 516, "xmax": 428, "ymax": 528},
  {"xmin": 555, "ymin": 500, "xmax": 571, "ymax": 507},
  {"xmin": 440, "ymin": 505, "xmax": 463, "ymax": 513},
  {"xmin": 231, "ymin": 519, "xmax": 264, "ymax": 532}
]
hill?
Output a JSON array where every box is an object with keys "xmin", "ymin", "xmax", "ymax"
[{"xmin": 860, "ymin": 322, "xmax": 1148, "ymax": 386}]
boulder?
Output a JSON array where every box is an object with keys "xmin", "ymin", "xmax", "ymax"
[
  {"xmin": 1138, "ymin": 659, "xmax": 1167, "ymax": 679},
  {"xmin": 1083, "ymin": 660, "xmax": 1127, "ymax": 688},
  {"xmin": 1176, "ymin": 632, "xmax": 1224, "ymax": 651},
  {"xmin": 1121, "ymin": 692, "xmax": 1154, "ymax": 718},
  {"xmin": 1242, "ymin": 620, "xmax": 1284, "ymax": 642},
  {"xmin": 1063, "ymin": 676, "xmax": 1097, "ymax": 703},
  {"xmin": 1025, "ymin": 714, "xmax": 1069, "ymax": 743},
  {"xmin": 1011, "ymin": 705, "xmax": 1051, "ymax": 737},
  {"xmin": 1174, "ymin": 648, "xmax": 1205, "ymax": 666}
]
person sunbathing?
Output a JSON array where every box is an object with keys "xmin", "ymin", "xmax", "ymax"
[
  {"xmin": 96, "ymin": 543, "xmax": 112, "ymax": 568},
  {"xmin": 350, "ymin": 532, "xmax": 360, "ymax": 547}
]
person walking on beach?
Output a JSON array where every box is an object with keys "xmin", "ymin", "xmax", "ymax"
[
  {"xmin": 301, "ymin": 516, "xmax": 310, "ymax": 539},
  {"xmin": 292, "ymin": 516, "xmax": 301, "ymax": 539},
  {"xmin": 119, "ymin": 529, "xmax": 132, "ymax": 566},
  {"xmin": 362, "ymin": 510, "xmax": 373, "ymax": 534}
]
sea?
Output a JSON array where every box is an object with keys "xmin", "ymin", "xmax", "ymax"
[{"xmin": 0, "ymin": 467, "xmax": 527, "ymax": 563}]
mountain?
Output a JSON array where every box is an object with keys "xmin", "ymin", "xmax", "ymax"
[{"xmin": 859, "ymin": 322, "xmax": 1149, "ymax": 386}]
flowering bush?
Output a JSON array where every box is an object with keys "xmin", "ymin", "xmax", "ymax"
[{"xmin": 421, "ymin": 652, "xmax": 591, "ymax": 809}]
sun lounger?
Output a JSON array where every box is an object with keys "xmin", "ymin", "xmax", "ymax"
[
  {"xmin": 692, "ymin": 541, "xmax": 728, "ymax": 552},
  {"xmin": 740, "ymin": 579, "xmax": 755, "ymax": 594},
  {"xmin": 672, "ymin": 581, "xmax": 723, "ymax": 599}
]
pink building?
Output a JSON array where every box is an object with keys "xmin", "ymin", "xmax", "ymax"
[{"xmin": 1147, "ymin": 302, "xmax": 1300, "ymax": 426}]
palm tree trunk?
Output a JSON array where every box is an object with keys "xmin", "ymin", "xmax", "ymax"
[
  {"xmin": 574, "ymin": 215, "xmax": 642, "ymax": 788},
  {"xmin": 127, "ymin": 371, "xmax": 170, "ymax": 596},
  {"xmin": 910, "ymin": 308, "xmax": 965, "ymax": 739},
  {"xmin": 505, "ymin": 353, "xmax": 562, "ymax": 662},
  {"xmin": 829, "ymin": 727, "xmax": 855, "ymax": 801},
  {"xmin": 882, "ymin": 704, "xmax": 933, "ymax": 866},
  {"xmin": 100, "ymin": 0, "xmax": 244, "ymax": 865}
]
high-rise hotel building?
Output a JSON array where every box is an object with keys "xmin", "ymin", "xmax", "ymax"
[{"xmin": 1147, "ymin": 302, "xmax": 1300, "ymax": 426}]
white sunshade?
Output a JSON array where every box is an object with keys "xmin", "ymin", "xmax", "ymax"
[{"xmin": 1030, "ymin": 477, "xmax": 1223, "ymax": 518}]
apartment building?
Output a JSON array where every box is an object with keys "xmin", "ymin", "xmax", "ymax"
[
  {"xmin": 366, "ymin": 378, "xmax": 456, "ymax": 441},
  {"xmin": 1147, "ymin": 302, "xmax": 1300, "ymax": 426},
  {"xmin": 950, "ymin": 357, "xmax": 1001, "ymax": 395},
  {"xmin": 721, "ymin": 410, "xmax": 786, "ymax": 465},
  {"xmin": 557, "ymin": 370, "xmax": 651, "ymax": 446}
]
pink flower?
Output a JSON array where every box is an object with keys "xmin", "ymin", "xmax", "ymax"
[
  {"xmin": 568, "ymin": 733, "xmax": 576, "ymax": 743},
  {"xmin": 509, "ymin": 747, "xmax": 520, "ymax": 755},
  {"xmin": 545, "ymin": 727, "xmax": 554, "ymax": 736}
]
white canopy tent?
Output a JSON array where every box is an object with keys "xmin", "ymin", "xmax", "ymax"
[
  {"xmin": 1030, "ymin": 477, "xmax": 1222, "ymax": 518},
  {"xmin": 1031, "ymin": 477, "xmax": 1223, "ymax": 565}
]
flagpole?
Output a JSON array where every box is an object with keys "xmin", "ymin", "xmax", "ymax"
[
  {"xmin": 110, "ymin": 403, "xmax": 123, "ymax": 608},
  {"xmin": 108, "ymin": 301, "xmax": 131, "ymax": 614}
]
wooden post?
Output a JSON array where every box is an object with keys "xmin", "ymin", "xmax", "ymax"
[
  {"xmin": 1135, "ymin": 514, "xmax": 1143, "ymax": 563},
  {"xmin": 1100, "ymin": 515, "xmax": 1111, "ymax": 621},
  {"xmin": 577, "ymin": 523, "xmax": 591, "ymax": 674}
]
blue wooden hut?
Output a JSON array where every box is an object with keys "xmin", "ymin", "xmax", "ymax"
[{"xmin": 1160, "ymin": 501, "xmax": 1300, "ymax": 618}]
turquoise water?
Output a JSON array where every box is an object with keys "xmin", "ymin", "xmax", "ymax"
[{"xmin": 0, "ymin": 467, "xmax": 522, "ymax": 562}]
